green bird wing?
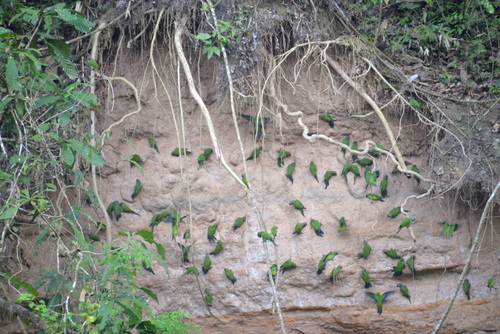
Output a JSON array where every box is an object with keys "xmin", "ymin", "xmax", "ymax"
[
  {"xmin": 319, "ymin": 113, "xmax": 333, "ymax": 122},
  {"xmin": 310, "ymin": 219, "xmax": 321, "ymax": 230},
  {"xmin": 203, "ymin": 255, "xmax": 212, "ymax": 269},
  {"xmin": 388, "ymin": 207, "xmax": 401, "ymax": 218},
  {"xmin": 361, "ymin": 269, "xmax": 370, "ymax": 283},
  {"xmin": 325, "ymin": 251, "xmax": 338, "ymax": 261},
  {"xmin": 309, "ymin": 161, "xmax": 318, "ymax": 181},
  {"xmin": 203, "ymin": 148, "xmax": 213, "ymax": 158},
  {"xmin": 132, "ymin": 179, "xmax": 142, "ymax": 199},
  {"xmin": 286, "ymin": 162, "xmax": 296, "ymax": 175},
  {"xmin": 106, "ymin": 201, "xmax": 118, "ymax": 215},
  {"xmin": 350, "ymin": 165, "xmax": 360, "ymax": 177},
  {"xmin": 380, "ymin": 175, "xmax": 388, "ymax": 188}
]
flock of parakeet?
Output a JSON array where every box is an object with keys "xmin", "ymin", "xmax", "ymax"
[{"xmin": 96, "ymin": 114, "xmax": 496, "ymax": 314}]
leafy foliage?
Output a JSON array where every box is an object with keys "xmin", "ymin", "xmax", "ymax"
[
  {"xmin": 0, "ymin": 2, "xmax": 198, "ymax": 333},
  {"xmin": 346, "ymin": 0, "xmax": 499, "ymax": 88}
]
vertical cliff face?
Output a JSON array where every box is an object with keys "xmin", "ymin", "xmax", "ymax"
[{"xmin": 95, "ymin": 49, "xmax": 499, "ymax": 333}]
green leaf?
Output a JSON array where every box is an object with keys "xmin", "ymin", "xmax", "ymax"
[
  {"xmin": 36, "ymin": 225, "xmax": 51, "ymax": 246},
  {"xmin": 73, "ymin": 170, "xmax": 86, "ymax": 185},
  {"xmin": 39, "ymin": 123, "xmax": 50, "ymax": 132},
  {"xmin": 61, "ymin": 143, "xmax": 76, "ymax": 169},
  {"xmin": 46, "ymin": 39, "xmax": 78, "ymax": 80},
  {"xmin": 155, "ymin": 242, "xmax": 166, "ymax": 261},
  {"xmin": 67, "ymin": 139, "xmax": 105, "ymax": 167},
  {"xmin": 0, "ymin": 96, "xmax": 14, "ymax": 113},
  {"xmin": 139, "ymin": 287, "xmax": 158, "ymax": 303},
  {"xmin": 19, "ymin": 176, "xmax": 30, "ymax": 185},
  {"xmin": 480, "ymin": 0, "xmax": 494, "ymax": 14},
  {"xmin": 33, "ymin": 95, "xmax": 61, "ymax": 110},
  {"xmin": 195, "ymin": 33, "xmax": 212, "ymax": 41},
  {"xmin": 0, "ymin": 207, "xmax": 18, "ymax": 220},
  {"xmin": 67, "ymin": 206, "xmax": 81, "ymax": 223},
  {"xmin": 97, "ymin": 300, "xmax": 113, "ymax": 331},
  {"xmin": 88, "ymin": 59, "xmax": 99, "ymax": 70},
  {"xmin": 58, "ymin": 110, "xmax": 71, "ymax": 126},
  {"xmin": 31, "ymin": 134, "xmax": 42, "ymax": 142},
  {"xmin": 9, "ymin": 155, "xmax": 27, "ymax": 164},
  {"xmin": 6, "ymin": 57, "xmax": 21, "ymax": 91},
  {"xmin": 137, "ymin": 230, "xmax": 154, "ymax": 244},
  {"xmin": 0, "ymin": 273, "xmax": 39, "ymax": 296}
]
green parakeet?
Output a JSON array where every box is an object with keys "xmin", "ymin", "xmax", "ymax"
[
  {"xmin": 463, "ymin": 278, "xmax": 471, "ymax": 301},
  {"xmin": 411, "ymin": 164, "xmax": 421, "ymax": 186},
  {"xmin": 120, "ymin": 202, "xmax": 139, "ymax": 215},
  {"xmin": 487, "ymin": 279, "xmax": 495, "ymax": 291},
  {"xmin": 182, "ymin": 266, "xmax": 200, "ymax": 276},
  {"xmin": 197, "ymin": 154, "xmax": 206, "ymax": 169},
  {"xmin": 149, "ymin": 210, "xmax": 169, "ymax": 232},
  {"xmin": 277, "ymin": 149, "xmax": 291, "ymax": 167},
  {"xmin": 246, "ymin": 146, "xmax": 263, "ymax": 161},
  {"xmin": 364, "ymin": 170, "xmax": 380, "ymax": 189},
  {"xmin": 209, "ymin": 240, "xmax": 224, "ymax": 255},
  {"xmin": 358, "ymin": 241, "xmax": 372, "ymax": 259},
  {"xmin": 391, "ymin": 258, "xmax": 406, "ymax": 277},
  {"xmin": 338, "ymin": 216, "xmax": 347, "ymax": 232},
  {"xmin": 183, "ymin": 266, "xmax": 199, "ymax": 276},
  {"xmin": 293, "ymin": 222, "xmax": 308, "ymax": 235},
  {"xmin": 183, "ymin": 229, "xmax": 191, "ymax": 240},
  {"xmin": 129, "ymin": 154, "xmax": 142, "ymax": 168},
  {"xmin": 270, "ymin": 226, "xmax": 278, "ymax": 238},
  {"xmin": 366, "ymin": 193, "xmax": 384, "ymax": 202},
  {"xmin": 207, "ymin": 223, "xmax": 219, "ymax": 244},
  {"xmin": 285, "ymin": 162, "xmax": 296, "ymax": 184},
  {"xmin": 257, "ymin": 231, "xmax": 277, "ymax": 246},
  {"xmin": 406, "ymin": 255, "xmax": 416, "ymax": 275},
  {"xmin": 203, "ymin": 148, "xmax": 214, "ymax": 159},
  {"xmin": 178, "ymin": 243, "xmax": 190, "ymax": 263},
  {"xmin": 350, "ymin": 164, "xmax": 361, "ymax": 184},
  {"xmin": 341, "ymin": 136, "xmax": 350, "ymax": 157},
  {"xmin": 241, "ymin": 173, "xmax": 249, "ymax": 188},
  {"xmin": 106, "ymin": 201, "xmax": 121, "ymax": 220},
  {"xmin": 171, "ymin": 148, "xmax": 191, "ymax": 156},
  {"xmin": 289, "ymin": 200, "xmax": 306, "ymax": 216},
  {"xmin": 383, "ymin": 249, "xmax": 401, "ymax": 259},
  {"xmin": 387, "ymin": 206, "xmax": 409, "ymax": 218},
  {"xmin": 131, "ymin": 179, "xmax": 142, "ymax": 200},
  {"xmin": 324, "ymin": 170, "xmax": 337, "ymax": 189},
  {"xmin": 351, "ymin": 141, "xmax": 359, "ymax": 160},
  {"xmin": 202, "ymin": 254, "xmax": 212, "ymax": 275},
  {"xmin": 397, "ymin": 283, "xmax": 411, "ymax": 303},
  {"xmin": 356, "ymin": 157, "xmax": 373, "ymax": 167},
  {"xmin": 270, "ymin": 264, "xmax": 278, "ymax": 282},
  {"xmin": 380, "ymin": 175, "xmax": 388, "ymax": 198},
  {"xmin": 171, "ymin": 223, "xmax": 179, "ymax": 239},
  {"xmin": 341, "ymin": 163, "xmax": 351, "ymax": 181},
  {"xmin": 441, "ymin": 221, "xmax": 458, "ymax": 239},
  {"xmin": 87, "ymin": 233, "xmax": 100, "ymax": 243},
  {"xmin": 148, "ymin": 137, "xmax": 159, "ymax": 153},
  {"xmin": 329, "ymin": 265, "xmax": 342, "ymax": 282},
  {"xmin": 319, "ymin": 113, "xmax": 335, "ymax": 128},
  {"xmin": 232, "ymin": 217, "xmax": 246, "ymax": 231},
  {"xmin": 224, "ymin": 268, "xmax": 237, "ymax": 284},
  {"xmin": 280, "ymin": 259, "xmax": 297, "ymax": 274},
  {"xmin": 310, "ymin": 219, "xmax": 324, "ymax": 237},
  {"xmin": 204, "ymin": 288, "xmax": 213, "ymax": 307},
  {"xmin": 365, "ymin": 291, "xmax": 395, "ymax": 315},
  {"xmin": 361, "ymin": 268, "xmax": 372, "ymax": 288},
  {"xmin": 397, "ymin": 217, "xmax": 415, "ymax": 233},
  {"xmin": 309, "ymin": 161, "xmax": 319, "ymax": 183}
]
